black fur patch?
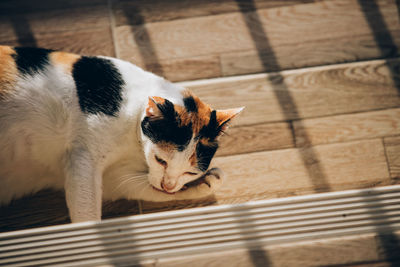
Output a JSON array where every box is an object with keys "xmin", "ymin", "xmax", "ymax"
[
  {"xmin": 195, "ymin": 110, "xmax": 229, "ymax": 171},
  {"xmin": 13, "ymin": 47, "xmax": 52, "ymax": 75},
  {"xmin": 198, "ymin": 110, "xmax": 227, "ymax": 141},
  {"xmin": 141, "ymin": 99, "xmax": 193, "ymax": 151},
  {"xmin": 183, "ymin": 96, "xmax": 197, "ymax": 113},
  {"xmin": 196, "ymin": 142, "xmax": 218, "ymax": 172},
  {"xmin": 72, "ymin": 56, "xmax": 124, "ymax": 116}
]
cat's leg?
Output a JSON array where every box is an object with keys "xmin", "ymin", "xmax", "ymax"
[
  {"xmin": 64, "ymin": 148, "xmax": 102, "ymax": 222},
  {"xmin": 135, "ymin": 168, "xmax": 224, "ymax": 202}
]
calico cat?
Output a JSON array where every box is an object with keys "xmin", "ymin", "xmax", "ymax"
[{"xmin": 0, "ymin": 46, "xmax": 243, "ymax": 222}]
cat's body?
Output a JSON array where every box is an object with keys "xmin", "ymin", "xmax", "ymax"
[{"xmin": 0, "ymin": 46, "xmax": 242, "ymax": 222}]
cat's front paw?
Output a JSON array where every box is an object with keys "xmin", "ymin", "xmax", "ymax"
[
  {"xmin": 176, "ymin": 167, "xmax": 224, "ymax": 200},
  {"xmin": 202, "ymin": 167, "xmax": 224, "ymax": 192}
]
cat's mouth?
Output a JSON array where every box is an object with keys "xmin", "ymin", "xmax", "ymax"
[
  {"xmin": 152, "ymin": 174, "xmax": 210, "ymax": 194},
  {"xmin": 152, "ymin": 178, "xmax": 207, "ymax": 194},
  {"xmin": 151, "ymin": 185, "xmax": 185, "ymax": 194}
]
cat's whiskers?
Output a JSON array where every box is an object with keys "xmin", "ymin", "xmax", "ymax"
[
  {"xmin": 122, "ymin": 179, "xmax": 150, "ymax": 200},
  {"xmin": 137, "ymin": 180, "xmax": 152, "ymax": 198},
  {"xmin": 114, "ymin": 178, "xmax": 147, "ymax": 194},
  {"xmin": 117, "ymin": 173, "xmax": 147, "ymax": 181},
  {"xmin": 112, "ymin": 173, "xmax": 148, "ymax": 194}
]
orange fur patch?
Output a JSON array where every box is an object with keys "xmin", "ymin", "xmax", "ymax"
[
  {"xmin": 49, "ymin": 51, "xmax": 81, "ymax": 73},
  {"xmin": 180, "ymin": 90, "xmax": 212, "ymax": 134},
  {"xmin": 199, "ymin": 138, "xmax": 215, "ymax": 147},
  {"xmin": 149, "ymin": 94, "xmax": 213, "ymax": 135},
  {"xmin": 152, "ymin": 96, "xmax": 166, "ymax": 104},
  {"xmin": 0, "ymin": 46, "xmax": 17, "ymax": 100},
  {"xmin": 146, "ymin": 96, "xmax": 167, "ymax": 117},
  {"xmin": 157, "ymin": 141, "xmax": 176, "ymax": 152}
]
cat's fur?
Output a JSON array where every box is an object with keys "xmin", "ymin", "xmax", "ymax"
[{"xmin": 0, "ymin": 46, "xmax": 243, "ymax": 222}]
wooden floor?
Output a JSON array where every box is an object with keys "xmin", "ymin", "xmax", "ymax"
[{"xmin": 0, "ymin": 0, "xmax": 400, "ymax": 240}]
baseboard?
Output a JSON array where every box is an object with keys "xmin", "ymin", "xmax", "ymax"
[{"xmin": 1, "ymin": 185, "xmax": 400, "ymax": 266}]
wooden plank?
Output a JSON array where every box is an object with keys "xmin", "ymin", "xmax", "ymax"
[
  {"xmin": 0, "ymin": 190, "xmax": 140, "ymax": 233},
  {"xmin": 213, "ymin": 139, "xmax": 391, "ymax": 199},
  {"xmin": 115, "ymin": 0, "xmax": 399, "ymax": 79},
  {"xmin": 221, "ymin": 31, "xmax": 400, "ymax": 76},
  {"xmin": 384, "ymin": 136, "xmax": 400, "ymax": 179},
  {"xmin": 142, "ymin": 139, "xmax": 391, "ymax": 213},
  {"xmin": 0, "ymin": 5, "xmax": 110, "ymax": 39},
  {"xmin": 217, "ymin": 122, "xmax": 294, "ymax": 156},
  {"xmin": 138, "ymin": 55, "xmax": 222, "ymax": 82},
  {"xmin": 156, "ymin": 232, "xmax": 400, "ymax": 267},
  {"xmin": 215, "ymin": 107, "xmax": 400, "ymax": 157},
  {"xmin": 294, "ymin": 108, "xmax": 400, "ymax": 147},
  {"xmin": 2, "ymin": 27, "xmax": 115, "ymax": 57},
  {"xmin": 179, "ymin": 59, "xmax": 400, "ymax": 126},
  {"xmin": 111, "ymin": 0, "xmax": 315, "ymax": 26}
]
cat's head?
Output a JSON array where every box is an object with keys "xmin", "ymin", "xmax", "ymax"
[{"xmin": 141, "ymin": 92, "xmax": 243, "ymax": 194}]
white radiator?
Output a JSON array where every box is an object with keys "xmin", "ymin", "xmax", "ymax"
[{"xmin": 1, "ymin": 185, "xmax": 400, "ymax": 266}]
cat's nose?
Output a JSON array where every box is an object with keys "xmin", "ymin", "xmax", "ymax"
[{"xmin": 161, "ymin": 180, "xmax": 177, "ymax": 192}]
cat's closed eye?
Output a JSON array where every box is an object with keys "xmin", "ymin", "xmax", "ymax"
[
  {"xmin": 154, "ymin": 155, "xmax": 167, "ymax": 167},
  {"xmin": 184, "ymin": 172, "xmax": 198, "ymax": 176}
]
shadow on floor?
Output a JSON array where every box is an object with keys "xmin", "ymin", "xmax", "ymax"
[
  {"xmin": 233, "ymin": 0, "xmax": 332, "ymax": 264},
  {"xmin": 233, "ymin": 1, "xmax": 331, "ymax": 195},
  {"xmin": 121, "ymin": 5, "xmax": 165, "ymax": 76},
  {"xmin": 357, "ymin": 1, "xmax": 400, "ymax": 265},
  {"xmin": 234, "ymin": 0, "xmax": 400, "ymax": 264},
  {"xmin": 357, "ymin": 0, "xmax": 400, "ymax": 95},
  {"xmin": 0, "ymin": 189, "xmax": 142, "ymax": 233},
  {"xmin": 9, "ymin": 15, "xmax": 37, "ymax": 47}
]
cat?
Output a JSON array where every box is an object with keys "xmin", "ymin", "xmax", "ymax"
[{"xmin": 0, "ymin": 46, "xmax": 243, "ymax": 223}]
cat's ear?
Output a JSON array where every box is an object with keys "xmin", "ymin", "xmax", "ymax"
[
  {"xmin": 146, "ymin": 96, "xmax": 166, "ymax": 117},
  {"xmin": 216, "ymin": 107, "xmax": 245, "ymax": 132}
]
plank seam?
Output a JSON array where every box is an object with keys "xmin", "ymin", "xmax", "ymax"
[
  {"xmin": 107, "ymin": 0, "xmax": 119, "ymax": 58},
  {"xmin": 217, "ymin": 107, "xmax": 400, "ymax": 130},
  {"xmin": 176, "ymin": 57, "xmax": 400, "ymax": 86},
  {"xmin": 215, "ymin": 137, "xmax": 386, "ymax": 159}
]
